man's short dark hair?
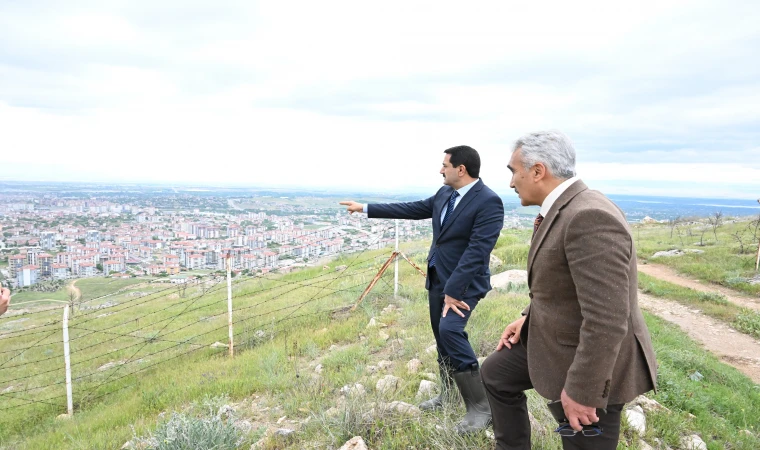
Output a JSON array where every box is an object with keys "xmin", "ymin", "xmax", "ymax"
[{"xmin": 444, "ymin": 145, "xmax": 481, "ymax": 178}]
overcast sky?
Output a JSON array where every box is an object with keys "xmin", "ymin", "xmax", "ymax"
[{"xmin": 1, "ymin": 0, "xmax": 759, "ymax": 199}]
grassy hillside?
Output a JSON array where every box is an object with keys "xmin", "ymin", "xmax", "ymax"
[
  {"xmin": 1, "ymin": 228, "xmax": 759, "ymax": 449},
  {"xmin": 634, "ymin": 215, "xmax": 760, "ymax": 296}
]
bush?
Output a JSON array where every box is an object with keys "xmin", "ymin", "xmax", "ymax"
[
  {"xmin": 133, "ymin": 412, "xmax": 244, "ymax": 450},
  {"xmin": 734, "ymin": 309, "xmax": 760, "ymax": 339}
]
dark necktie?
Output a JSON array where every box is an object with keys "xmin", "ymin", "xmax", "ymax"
[
  {"xmin": 532, "ymin": 213, "xmax": 544, "ymax": 238},
  {"xmin": 430, "ymin": 190, "xmax": 460, "ymax": 268}
]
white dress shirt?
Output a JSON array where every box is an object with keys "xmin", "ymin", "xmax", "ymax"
[{"xmin": 540, "ymin": 176, "xmax": 580, "ymax": 217}]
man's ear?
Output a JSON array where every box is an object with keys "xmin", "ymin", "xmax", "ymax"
[
  {"xmin": 458, "ymin": 165, "xmax": 467, "ymax": 177},
  {"xmin": 533, "ymin": 163, "xmax": 547, "ymax": 181}
]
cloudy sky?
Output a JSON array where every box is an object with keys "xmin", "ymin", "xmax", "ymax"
[{"xmin": 1, "ymin": 0, "xmax": 759, "ymax": 199}]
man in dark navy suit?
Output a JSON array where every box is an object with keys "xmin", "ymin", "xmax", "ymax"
[{"xmin": 340, "ymin": 145, "xmax": 504, "ymax": 433}]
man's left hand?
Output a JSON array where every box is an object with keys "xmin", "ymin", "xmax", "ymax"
[
  {"xmin": 560, "ymin": 389, "xmax": 599, "ymax": 431},
  {"xmin": 442, "ymin": 294, "xmax": 470, "ymax": 318},
  {"xmin": 0, "ymin": 287, "xmax": 11, "ymax": 316}
]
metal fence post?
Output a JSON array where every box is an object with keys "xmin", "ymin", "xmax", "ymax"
[
  {"xmin": 226, "ymin": 253, "xmax": 234, "ymax": 357},
  {"xmin": 63, "ymin": 305, "xmax": 73, "ymax": 416}
]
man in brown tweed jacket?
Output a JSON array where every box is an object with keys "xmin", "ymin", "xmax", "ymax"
[{"xmin": 481, "ymin": 131, "xmax": 657, "ymax": 450}]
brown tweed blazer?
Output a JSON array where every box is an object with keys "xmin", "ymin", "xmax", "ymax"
[{"xmin": 521, "ymin": 180, "xmax": 657, "ymax": 408}]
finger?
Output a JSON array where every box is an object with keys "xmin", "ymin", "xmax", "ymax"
[
  {"xmin": 568, "ymin": 416, "xmax": 583, "ymax": 432},
  {"xmin": 453, "ymin": 306, "xmax": 465, "ymax": 318},
  {"xmin": 496, "ymin": 340, "xmax": 504, "ymax": 351},
  {"xmin": 442, "ymin": 304, "xmax": 449, "ymax": 318},
  {"xmin": 338, "ymin": 201, "xmax": 351, "ymax": 205},
  {"xmin": 508, "ymin": 334, "xmax": 520, "ymax": 344},
  {"xmin": 589, "ymin": 411, "xmax": 599, "ymax": 424},
  {"xmin": 458, "ymin": 302, "xmax": 470, "ymax": 311},
  {"xmin": 579, "ymin": 414, "xmax": 593, "ymax": 426}
]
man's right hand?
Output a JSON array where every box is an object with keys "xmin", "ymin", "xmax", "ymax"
[
  {"xmin": 339, "ymin": 201, "xmax": 364, "ymax": 214},
  {"xmin": 496, "ymin": 316, "xmax": 526, "ymax": 351}
]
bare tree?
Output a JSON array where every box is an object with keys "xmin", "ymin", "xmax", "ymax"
[
  {"xmin": 668, "ymin": 216, "xmax": 682, "ymax": 239},
  {"xmin": 697, "ymin": 226, "xmax": 709, "ymax": 247},
  {"xmin": 68, "ymin": 291, "xmax": 77, "ymax": 317},
  {"xmin": 749, "ymin": 213, "xmax": 760, "ymax": 242},
  {"xmin": 731, "ymin": 229, "xmax": 750, "ymax": 254},
  {"xmin": 707, "ymin": 211, "xmax": 724, "ymax": 243}
]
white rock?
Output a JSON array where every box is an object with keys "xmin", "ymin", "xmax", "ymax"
[
  {"xmin": 382, "ymin": 304, "xmax": 399, "ymax": 314},
  {"xmin": 367, "ymin": 317, "xmax": 387, "ymax": 328},
  {"xmin": 376, "ymin": 375, "xmax": 401, "ymax": 394},
  {"xmin": 366, "ymin": 365, "xmax": 378, "ymax": 374},
  {"xmin": 314, "ymin": 364, "xmax": 323, "ymax": 374},
  {"xmin": 407, "ymin": 359, "xmax": 422, "ymax": 373},
  {"xmin": 489, "ymin": 254, "xmax": 503, "ymax": 267},
  {"xmin": 638, "ymin": 439, "xmax": 654, "ymax": 450},
  {"xmin": 425, "ymin": 344, "xmax": 438, "ymax": 354},
  {"xmin": 386, "ymin": 401, "xmax": 421, "ymax": 417},
  {"xmin": 329, "ymin": 344, "xmax": 339, "ymax": 351},
  {"xmin": 625, "ymin": 405, "xmax": 646, "ymax": 436},
  {"xmin": 633, "ymin": 395, "xmax": 669, "ymax": 413},
  {"xmin": 338, "ymin": 436, "xmax": 368, "ymax": 450},
  {"xmin": 378, "ymin": 331, "xmax": 389, "ymax": 341},
  {"xmin": 340, "ymin": 383, "xmax": 366, "ymax": 397},
  {"xmin": 210, "ymin": 341, "xmax": 228, "ymax": 348},
  {"xmin": 680, "ymin": 434, "xmax": 707, "ymax": 450},
  {"xmin": 377, "ymin": 360, "xmax": 393, "ymax": 370},
  {"xmin": 417, "ymin": 380, "xmax": 437, "ymax": 398},
  {"xmin": 490, "ymin": 269, "xmax": 528, "ymax": 289},
  {"xmin": 275, "ymin": 428, "xmax": 295, "ymax": 437}
]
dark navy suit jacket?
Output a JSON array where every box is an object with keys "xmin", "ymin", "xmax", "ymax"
[{"xmin": 369, "ymin": 179, "xmax": 504, "ymax": 300}]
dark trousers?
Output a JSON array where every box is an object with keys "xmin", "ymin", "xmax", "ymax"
[
  {"xmin": 480, "ymin": 343, "xmax": 623, "ymax": 450},
  {"xmin": 428, "ymin": 267, "xmax": 480, "ymax": 372}
]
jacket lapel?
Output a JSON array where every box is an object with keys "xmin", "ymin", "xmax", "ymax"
[
  {"xmin": 439, "ymin": 179, "xmax": 483, "ymax": 237},
  {"xmin": 527, "ymin": 180, "xmax": 588, "ymax": 284},
  {"xmin": 434, "ymin": 186, "xmax": 455, "ymax": 235}
]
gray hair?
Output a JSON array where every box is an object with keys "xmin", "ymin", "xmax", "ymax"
[{"xmin": 512, "ymin": 130, "xmax": 576, "ymax": 179}]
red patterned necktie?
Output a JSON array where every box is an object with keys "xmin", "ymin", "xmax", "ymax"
[{"xmin": 532, "ymin": 213, "xmax": 544, "ymax": 238}]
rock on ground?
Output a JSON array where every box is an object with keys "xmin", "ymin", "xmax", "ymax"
[
  {"xmin": 680, "ymin": 434, "xmax": 707, "ymax": 450},
  {"xmin": 376, "ymin": 375, "xmax": 401, "ymax": 394},
  {"xmin": 338, "ymin": 436, "xmax": 368, "ymax": 450}
]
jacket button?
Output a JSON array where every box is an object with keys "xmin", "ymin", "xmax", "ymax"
[
  {"xmin": 436, "ymin": 244, "xmax": 440, "ymax": 248},
  {"xmin": 528, "ymin": 293, "xmax": 534, "ymax": 299}
]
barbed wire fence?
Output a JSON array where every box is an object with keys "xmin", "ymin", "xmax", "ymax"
[{"xmin": 0, "ymin": 220, "xmax": 431, "ymax": 420}]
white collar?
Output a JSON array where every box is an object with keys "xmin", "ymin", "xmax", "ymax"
[
  {"xmin": 540, "ymin": 176, "xmax": 579, "ymax": 217},
  {"xmin": 455, "ymin": 178, "xmax": 479, "ymax": 197}
]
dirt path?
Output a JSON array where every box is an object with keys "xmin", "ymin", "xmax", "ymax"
[
  {"xmin": 638, "ymin": 292, "xmax": 760, "ymax": 383},
  {"xmin": 638, "ymin": 263, "xmax": 760, "ymax": 312},
  {"xmin": 67, "ymin": 279, "xmax": 82, "ymax": 301}
]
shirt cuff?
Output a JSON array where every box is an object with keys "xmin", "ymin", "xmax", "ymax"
[{"xmin": 362, "ymin": 204, "xmax": 368, "ymax": 214}]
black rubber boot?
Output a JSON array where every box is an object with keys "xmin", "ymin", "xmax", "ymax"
[
  {"xmin": 419, "ymin": 363, "xmax": 456, "ymax": 411},
  {"xmin": 452, "ymin": 365, "xmax": 492, "ymax": 434}
]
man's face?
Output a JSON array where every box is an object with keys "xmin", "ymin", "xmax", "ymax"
[
  {"xmin": 440, "ymin": 154, "xmax": 460, "ymax": 187},
  {"xmin": 508, "ymin": 149, "xmax": 534, "ymax": 207}
]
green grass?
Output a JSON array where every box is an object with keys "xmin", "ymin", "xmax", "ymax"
[
  {"xmin": 639, "ymin": 272, "xmax": 760, "ymax": 339},
  {"xmin": 634, "ymin": 218, "xmax": 760, "ymax": 296},
  {"xmin": 76, "ymin": 277, "xmax": 149, "ymax": 301},
  {"xmin": 2, "ymin": 231, "xmax": 760, "ymax": 449},
  {"xmin": 10, "ymin": 288, "xmax": 70, "ymax": 304}
]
